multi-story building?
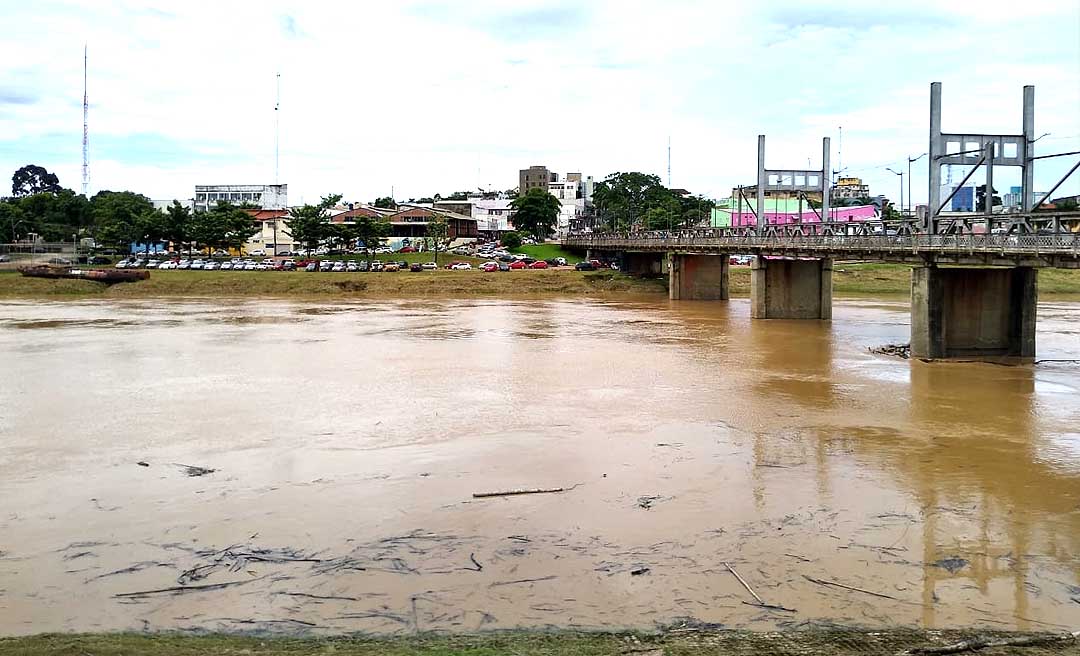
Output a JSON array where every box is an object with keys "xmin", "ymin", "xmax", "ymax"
[
  {"xmin": 194, "ymin": 184, "xmax": 287, "ymax": 213},
  {"xmin": 831, "ymin": 176, "xmax": 870, "ymax": 200},
  {"xmin": 519, "ymin": 166, "xmax": 554, "ymax": 195},
  {"xmin": 473, "ymin": 199, "xmax": 515, "ymax": 235},
  {"xmin": 151, "ymin": 198, "xmax": 194, "ymax": 212}
]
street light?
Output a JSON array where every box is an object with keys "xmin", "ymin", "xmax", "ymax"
[
  {"xmin": 907, "ymin": 153, "xmax": 927, "ymax": 216},
  {"xmin": 886, "ymin": 168, "xmax": 904, "ymax": 216}
]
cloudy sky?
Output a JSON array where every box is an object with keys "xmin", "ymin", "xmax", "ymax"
[{"xmin": 1, "ymin": 0, "xmax": 1078, "ymax": 206}]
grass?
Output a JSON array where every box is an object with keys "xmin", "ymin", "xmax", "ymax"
[
  {"xmin": 511, "ymin": 244, "xmax": 584, "ymax": 263},
  {"xmin": 1, "ymin": 629, "xmax": 1077, "ymax": 655},
  {"xmin": 2, "ymin": 264, "xmax": 1079, "ymax": 300},
  {"xmin": 0, "ymin": 269, "xmax": 665, "ymax": 299}
]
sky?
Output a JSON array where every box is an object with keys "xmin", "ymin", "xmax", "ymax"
[{"xmin": 1, "ymin": 0, "xmax": 1078, "ymax": 207}]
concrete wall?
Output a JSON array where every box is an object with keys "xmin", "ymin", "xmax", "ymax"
[
  {"xmin": 668, "ymin": 254, "xmax": 728, "ymax": 300},
  {"xmin": 911, "ymin": 266, "xmax": 1038, "ymax": 358},
  {"xmin": 750, "ymin": 258, "xmax": 832, "ymax": 319}
]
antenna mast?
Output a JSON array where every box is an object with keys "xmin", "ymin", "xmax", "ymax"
[
  {"xmin": 274, "ymin": 72, "xmax": 281, "ymax": 185},
  {"xmin": 82, "ymin": 44, "xmax": 89, "ymax": 197},
  {"xmin": 667, "ymin": 136, "xmax": 671, "ymax": 187}
]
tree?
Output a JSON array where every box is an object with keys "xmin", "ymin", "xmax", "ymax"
[
  {"xmin": 352, "ymin": 215, "xmax": 389, "ymax": 267},
  {"xmin": 0, "ymin": 201, "xmax": 25, "ymax": 242},
  {"xmin": 591, "ymin": 172, "xmax": 675, "ymax": 231},
  {"xmin": 12, "ymin": 164, "xmax": 61, "ymax": 197},
  {"xmin": 1056, "ymin": 198, "xmax": 1079, "ymax": 212},
  {"xmin": 501, "ymin": 231, "xmax": 522, "ymax": 250},
  {"xmin": 374, "ymin": 196, "xmax": 396, "ymax": 209},
  {"xmin": 8, "ymin": 189, "xmax": 90, "ymax": 241},
  {"xmin": 510, "ymin": 188, "xmax": 560, "ymax": 240},
  {"xmin": 91, "ymin": 191, "xmax": 155, "ymax": 251},
  {"xmin": 188, "ymin": 202, "xmax": 258, "ymax": 256},
  {"xmin": 162, "ymin": 201, "xmax": 191, "ymax": 255},
  {"xmin": 975, "ymin": 184, "xmax": 1002, "ymax": 210},
  {"xmin": 286, "ymin": 194, "xmax": 342, "ymax": 255},
  {"xmin": 425, "ymin": 215, "xmax": 448, "ymax": 266}
]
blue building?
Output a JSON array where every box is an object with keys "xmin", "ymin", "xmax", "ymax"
[{"xmin": 951, "ymin": 186, "xmax": 974, "ymax": 212}]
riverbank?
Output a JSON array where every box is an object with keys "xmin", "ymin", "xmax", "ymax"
[
  {"xmin": 5, "ymin": 629, "xmax": 1078, "ymax": 655},
  {"xmin": 2, "ymin": 264, "xmax": 1079, "ymax": 299}
]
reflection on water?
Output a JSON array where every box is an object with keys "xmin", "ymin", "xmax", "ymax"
[{"xmin": 0, "ymin": 297, "xmax": 1078, "ymax": 635}]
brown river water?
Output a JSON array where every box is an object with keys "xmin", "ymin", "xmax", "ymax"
[{"xmin": 1, "ymin": 296, "xmax": 1079, "ymax": 636}]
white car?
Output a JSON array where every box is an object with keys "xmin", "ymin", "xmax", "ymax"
[
  {"xmin": 332, "ymin": 261, "xmax": 346, "ymax": 272},
  {"xmin": 145, "ymin": 260, "xmax": 161, "ymax": 269},
  {"xmin": 248, "ymin": 249, "xmax": 266, "ymax": 256},
  {"xmin": 244, "ymin": 262, "xmax": 258, "ymax": 271},
  {"xmin": 218, "ymin": 261, "xmax": 232, "ymax": 270},
  {"xmin": 158, "ymin": 261, "xmax": 177, "ymax": 270},
  {"xmin": 203, "ymin": 262, "xmax": 220, "ymax": 270},
  {"xmin": 421, "ymin": 262, "xmax": 438, "ymax": 270},
  {"xmin": 254, "ymin": 262, "xmax": 271, "ymax": 271},
  {"xmin": 450, "ymin": 262, "xmax": 472, "ymax": 270},
  {"xmin": 177, "ymin": 260, "xmax": 191, "ymax": 270}
]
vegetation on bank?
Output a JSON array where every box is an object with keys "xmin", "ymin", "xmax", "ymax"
[
  {"xmin": 510, "ymin": 244, "xmax": 584, "ymax": 263},
  {"xmin": 2, "ymin": 629, "xmax": 1077, "ymax": 655},
  {"xmin": 2, "ymin": 264, "xmax": 1079, "ymax": 300},
  {"xmin": 0, "ymin": 269, "xmax": 666, "ymax": 299}
]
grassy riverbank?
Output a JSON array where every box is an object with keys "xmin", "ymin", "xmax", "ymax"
[
  {"xmin": 0, "ymin": 269, "xmax": 667, "ymax": 299},
  {"xmin": 2, "ymin": 264, "xmax": 1079, "ymax": 299},
  {"xmin": 4, "ymin": 629, "xmax": 1078, "ymax": 655}
]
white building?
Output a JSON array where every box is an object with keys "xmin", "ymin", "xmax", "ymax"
[
  {"xmin": 151, "ymin": 198, "xmax": 194, "ymax": 212},
  {"xmin": 473, "ymin": 199, "xmax": 515, "ymax": 233},
  {"xmin": 547, "ymin": 173, "xmax": 594, "ymax": 237},
  {"xmin": 194, "ymin": 184, "xmax": 287, "ymax": 212}
]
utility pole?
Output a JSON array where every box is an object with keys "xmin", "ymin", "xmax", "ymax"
[
  {"xmin": 274, "ymin": 72, "xmax": 281, "ymax": 186},
  {"xmin": 886, "ymin": 168, "xmax": 904, "ymax": 215},
  {"xmin": 667, "ymin": 136, "xmax": 672, "ymax": 188},
  {"xmin": 82, "ymin": 44, "xmax": 89, "ymax": 197},
  {"xmin": 907, "ymin": 153, "xmax": 927, "ymax": 216}
]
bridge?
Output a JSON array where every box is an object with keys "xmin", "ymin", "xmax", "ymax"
[
  {"xmin": 564, "ymin": 214, "xmax": 1080, "ymax": 361},
  {"xmin": 564, "ymin": 82, "xmax": 1080, "ymax": 361}
]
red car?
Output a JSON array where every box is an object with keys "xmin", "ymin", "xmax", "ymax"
[
  {"xmin": 481, "ymin": 262, "xmax": 499, "ymax": 272},
  {"xmin": 399, "ymin": 246, "xmax": 416, "ymax": 253},
  {"xmin": 528, "ymin": 260, "xmax": 549, "ymax": 269},
  {"xmin": 509, "ymin": 260, "xmax": 527, "ymax": 270}
]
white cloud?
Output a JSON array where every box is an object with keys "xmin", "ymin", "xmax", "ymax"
[{"xmin": 0, "ymin": 0, "xmax": 1077, "ymax": 204}]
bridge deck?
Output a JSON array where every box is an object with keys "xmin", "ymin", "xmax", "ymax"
[{"xmin": 565, "ymin": 228, "xmax": 1080, "ymax": 269}]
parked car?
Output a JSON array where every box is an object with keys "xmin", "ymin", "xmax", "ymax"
[
  {"xmin": 421, "ymin": 261, "xmax": 437, "ymax": 270},
  {"xmin": 399, "ymin": 246, "xmax": 417, "ymax": 253},
  {"xmin": 346, "ymin": 261, "xmax": 359, "ymax": 272},
  {"xmin": 509, "ymin": 260, "xmax": 526, "ymax": 270},
  {"xmin": 370, "ymin": 260, "xmax": 384, "ymax": 272},
  {"xmin": 204, "ymin": 261, "xmax": 220, "ymax": 270},
  {"xmin": 319, "ymin": 260, "xmax": 335, "ymax": 271},
  {"xmin": 255, "ymin": 262, "xmax": 271, "ymax": 271},
  {"xmin": 498, "ymin": 261, "xmax": 510, "ymax": 272},
  {"xmin": 589, "ymin": 259, "xmax": 606, "ymax": 270},
  {"xmin": 553, "ymin": 257, "xmax": 567, "ymax": 266},
  {"xmin": 383, "ymin": 263, "xmax": 400, "ymax": 272},
  {"xmin": 481, "ymin": 262, "xmax": 499, "ymax": 272},
  {"xmin": 158, "ymin": 261, "xmax": 177, "ymax": 270},
  {"xmin": 332, "ymin": 261, "xmax": 346, "ymax": 272},
  {"xmin": 248, "ymin": 249, "xmax": 266, "ymax": 256},
  {"xmin": 305, "ymin": 262, "xmax": 318, "ymax": 272},
  {"xmin": 282, "ymin": 260, "xmax": 297, "ymax": 271},
  {"xmin": 409, "ymin": 263, "xmax": 423, "ymax": 272},
  {"xmin": 529, "ymin": 260, "xmax": 549, "ymax": 269},
  {"xmin": 212, "ymin": 250, "xmax": 230, "ymax": 257},
  {"xmin": 575, "ymin": 261, "xmax": 596, "ymax": 271},
  {"xmin": 396, "ymin": 261, "xmax": 408, "ymax": 269},
  {"xmin": 728, "ymin": 255, "xmax": 753, "ymax": 265},
  {"xmin": 357, "ymin": 260, "xmax": 370, "ymax": 272},
  {"xmin": 450, "ymin": 262, "xmax": 472, "ymax": 270},
  {"xmin": 145, "ymin": 260, "xmax": 161, "ymax": 269}
]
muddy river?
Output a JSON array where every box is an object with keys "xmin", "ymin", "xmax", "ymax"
[{"xmin": 1, "ymin": 297, "xmax": 1079, "ymax": 636}]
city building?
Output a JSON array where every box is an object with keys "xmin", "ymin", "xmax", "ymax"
[
  {"xmin": 519, "ymin": 166, "xmax": 555, "ymax": 194},
  {"xmin": 951, "ymin": 187, "xmax": 974, "ymax": 212},
  {"xmin": 388, "ymin": 206, "xmax": 478, "ymax": 241},
  {"xmin": 715, "ymin": 197, "xmax": 878, "ymax": 227},
  {"xmin": 473, "ymin": 199, "xmax": 515, "ymax": 235},
  {"xmin": 243, "ymin": 209, "xmax": 292, "ymax": 255},
  {"xmin": 831, "ymin": 176, "xmax": 870, "ymax": 200},
  {"xmin": 151, "ymin": 198, "xmax": 193, "ymax": 212},
  {"xmin": 194, "ymin": 184, "xmax": 287, "ymax": 213},
  {"xmin": 731, "ymin": 185, "xmax": 822, "ymax": 203}
]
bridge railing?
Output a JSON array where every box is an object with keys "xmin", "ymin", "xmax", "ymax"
[{"xmin": 565, "ymin": 230, "xmax": 1080, "ymax": 255}]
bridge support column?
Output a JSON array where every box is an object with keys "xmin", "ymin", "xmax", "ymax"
[
  {"xmin": 911, "ymin": 266, "xmax": 1037, "ymax": 359},
  {"xmin": 750, "ymin": 257, "xmax": 832, "ymax": 320},
  {"xmin": 668, "ymin": 253, "xmax": 728, "ymax": 300}
]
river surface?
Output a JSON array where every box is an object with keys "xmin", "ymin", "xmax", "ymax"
[{"xmin": 1, "ymin": 296, "xmax": 1079, "ymax": 636}]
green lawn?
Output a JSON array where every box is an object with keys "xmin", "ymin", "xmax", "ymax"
[{"xmin": 511, "ymin": 244, "xmax": 583, "ymax": 263}]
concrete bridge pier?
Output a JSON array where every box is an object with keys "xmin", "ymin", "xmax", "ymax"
[
  {"xmin": 911, "ymin": 266, "xmax": 1037, "ymax": 359},
  {"xmin": 668, "ymin": 253, "xmax": 729, "ymax": 300},
  {"xmin": 750, "ymin": 257, "xmax": 833, "ymax": 320}
]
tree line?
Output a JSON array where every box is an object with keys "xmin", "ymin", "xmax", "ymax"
[{"xmin": 591, "ymin": 172, "xmax": 715, "ymax": 231}]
